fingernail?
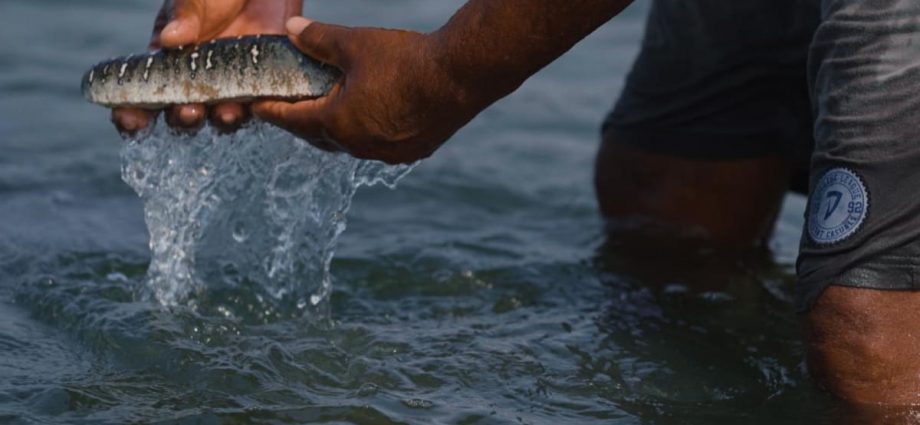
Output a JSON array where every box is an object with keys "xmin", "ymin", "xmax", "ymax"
[
  {"xmin": 286, "ymin": 17, "xmax": 312, "ymax": 35},
  {"xmin": 121, "ymin": 114, "xmax": 139, "ymax": 132},
  {"xmin": 162, "ymin": 20, "xmax": 185, "ymax": 39},
  {"xmin": 179, "ymin": 106, "xmax": 201, "ymax": 125},
  {"xmin": 161, "ymin": 18, "xmax": 199, "ymax": 47},
  {"xmin": 220, "ymin": 112, "xmax": 236, "ymax": 125}
]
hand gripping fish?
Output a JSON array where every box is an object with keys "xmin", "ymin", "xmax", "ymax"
[{"xmin": 81, "ymin": 35, "xmax": 339, "ymax": 108}]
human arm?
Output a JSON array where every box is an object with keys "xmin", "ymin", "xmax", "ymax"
[
  {"xmin": 112, "ymin": 0, "xmax": 302, "ymax": 134},
  {"xmin": 254, "ymin": 0, "xmax": 633, "ymax": 163},
  {"xmin": 806, "ymin": 287, "xmax": 920, "ymax": 406}
]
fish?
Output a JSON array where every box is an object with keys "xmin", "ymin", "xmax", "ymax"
[{"xmin": 81, "ymin": 35, "xmax": 339, "ymax": 108}]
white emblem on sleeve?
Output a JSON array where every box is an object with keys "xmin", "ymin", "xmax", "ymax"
[{"xmin": 808, "ymin": 168, "xmax": 869, "ymax": 244}]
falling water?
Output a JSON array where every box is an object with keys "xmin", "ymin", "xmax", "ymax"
[{"xmin": 120, "ymin": 121, "xmax": 413, "ymax": 320}]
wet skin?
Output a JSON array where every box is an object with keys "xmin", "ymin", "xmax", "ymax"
[
  {"xmin": 112, "ymin": 0, "xmax": 302, "ymax": 134},
  {"xmin": 112, "ymin": 0, "xmax": 920, "ymax": 408}
]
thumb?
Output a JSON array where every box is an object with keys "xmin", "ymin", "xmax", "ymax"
[
  {"xmin": 286, "ymin": 17, "xmax": 352, "ymax": 68},
  {"xmin": 158, "ymin": 0, "xmax": 204, "ymax": 47}
]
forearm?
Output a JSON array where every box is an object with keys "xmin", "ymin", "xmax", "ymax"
[
  {"xmin": 431, "ymin": 0, "xmax": 633, "ymax": 108},
  {"xmin": 256, "ymin": 1, "xmax": 633, "ymax": 162}
]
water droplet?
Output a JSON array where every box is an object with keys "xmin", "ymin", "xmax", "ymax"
[
  {"xmin": 356, "ymin": 383, "xmax": 379, "ymax": 397},
  {"xmin": 232, "ymin": 222, "xmax": 248, "ymax": 243},
  {"xmin": 106, "ymin": 272, "xmax": 129, "ymax": 283},
  {"xmin": 402, "ymin": 399, "xmax": 434, "ymax": 409}
]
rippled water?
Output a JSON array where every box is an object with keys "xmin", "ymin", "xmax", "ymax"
[{"xmin": 0, "ymin": 0, "xmax": 859, "ymax": 423}]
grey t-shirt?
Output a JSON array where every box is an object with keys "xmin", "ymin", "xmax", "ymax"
[{"xmin": 798, "ymin": 0, "xmax": 920, "ymax": 310}]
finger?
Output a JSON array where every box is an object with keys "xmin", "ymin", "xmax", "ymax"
[
  {"xmin": 252, "ymin": 99, "xmax": 327, "ymax": 138},
  {"xmin": 209, "ymin": 102, "xmax": 249, "ymax": 133},
  {"xmin": 218, "ymin": 0, "xmax": 302, "ymax": 36},
  {"xmin": 251, "ymin": 100, "xmax": 299, "ymax": 130},
  {"xmin": 300, "ymin": 134, "xmax": 342, "ymax": 153},
  {"xmin": 254, "ymin": 98, "xmax": 350, "ymax": 153},
  {"xmin": 285, "ymin": 17, "xmax": 352, "ymax": 68},
  {"xmin": 149, "ymin": 0, "xmax": 172, "ymax": 50},
  {"xmin": 161, "ymin": 0, "xmax": 250, "ymax": 47},
  {"xmin": 166, "ymin": 104, "xmax": 206, "ymax": 130},
  {"xmin": 158, "ymin": 0, "xmax": 205, "ymax": 47},
  {"xmin": 112, "ymin": 108, "xmax": 157, "ymax": 135}
]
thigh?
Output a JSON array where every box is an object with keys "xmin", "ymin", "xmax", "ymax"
[
  {"xmin": 595, "ymin": 140, "xmax": 788, "ymax": 246},
  {"xmin": 596, "ymin": 0, "xmax": 820, "ymax": 246}
]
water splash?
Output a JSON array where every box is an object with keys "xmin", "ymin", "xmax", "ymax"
[{"xmin": 121, "ymin": 121, "xmax": 412, "ymax": 319}]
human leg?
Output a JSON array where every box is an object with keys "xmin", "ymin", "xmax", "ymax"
[
  {"xmin": 595, "ymin": 140, "xmax": 789, "ymax": 246},
  {"xmin": 596, "ymin": 0, "xmax": 818, "ymax": 247}
]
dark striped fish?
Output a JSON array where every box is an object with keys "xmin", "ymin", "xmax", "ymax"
[{"xmin": 82, "ymin": 35, "xmax": 339, "ymax": 108}]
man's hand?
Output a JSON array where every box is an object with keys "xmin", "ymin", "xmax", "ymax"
[
  {"xmin": 112, "ymin": 0, "xmax": 302, "ymax": 135},
  {"xmin": 114, "ymin": 0, "xmax": 628, "ymax": 164},
  {"xmin": 253, "ymin": 1, "xmax": 630, "ymax": 164},
  {"xmin": 252, "ymin": 18, "xmax": 479, "ymax": 164}
]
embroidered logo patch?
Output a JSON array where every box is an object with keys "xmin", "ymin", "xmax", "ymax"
[{"xmin": 808, "ymin": 168, "xmax": 869, "ymax": 245}]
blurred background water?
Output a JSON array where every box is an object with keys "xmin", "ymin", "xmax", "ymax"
[{"xmin": 0, "ymin": 0, "xmax": 853, "ymax": 423}]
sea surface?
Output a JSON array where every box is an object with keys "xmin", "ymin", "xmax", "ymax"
[{"xmin": 0, "ymin": 0, "xmax": 863, "ymax": 423}]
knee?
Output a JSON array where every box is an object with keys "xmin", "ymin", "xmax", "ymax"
[{"xmin": 805, "ymin": 286, "xmax": 920, "ymax": 405}]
